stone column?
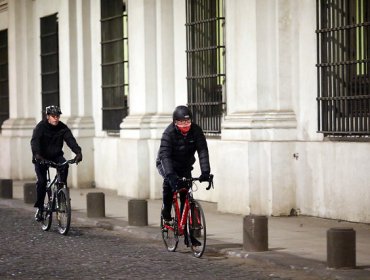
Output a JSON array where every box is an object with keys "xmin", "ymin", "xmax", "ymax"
[
  {"xmin": 1, "ymin": 0, "xmax": 35, "ymax": 179},
  {"xmin": 61, "ymin": 0, "xmax": 95, "ymax": 188}
]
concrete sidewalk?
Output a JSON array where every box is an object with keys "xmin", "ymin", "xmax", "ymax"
[{"xmin": 2, "ymin": 180, "xmax": 370, "ymax": 279}]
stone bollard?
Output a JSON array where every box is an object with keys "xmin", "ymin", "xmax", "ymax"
[
  {"xmin": 0, "ymin": 179, "xmax": 13, "ymax": 199},
  {"xmin": 23, "ymin": 183, "xmax": 37, "ymax": 204},
  {"xmin": 87, "ymin": 192, "xmax": 105, "ymax": 218},
  {"xmin": 243, "ymin": 215, "xmax": 268, "ymax": 252},
  {"xmin": 327, "ymin": 227, "xmax": 356, "ymax": 269},
  {"xmin": 128, "ymin": 199, "xmax": 148, "ymax": 226}
]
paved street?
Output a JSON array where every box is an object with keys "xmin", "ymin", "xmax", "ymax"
[{"xmin": 0, "ymin": 205, "xmax": 340, "ymax": 280}]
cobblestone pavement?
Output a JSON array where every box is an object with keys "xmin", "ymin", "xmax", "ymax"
[{"xmin": 0, "ymin": 205, "xmax": 366, "ymax": 280}]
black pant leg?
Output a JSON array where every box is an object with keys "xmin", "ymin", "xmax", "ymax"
[
  {"xmin": 162, "ymin": 180, "xmax": 173, "ymax": 211},
  {"xmin": 34, "ymin": 162, "xmax": 48, "ymax": 208}
]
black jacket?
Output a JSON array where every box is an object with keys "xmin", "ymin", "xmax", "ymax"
[
  {"xmin": 156, "ymin": 122, "xmax": 210, "ymax": 177},
  {"xmin": 30, "ymin": 119, "xmax": 81, "ymax": 161}
]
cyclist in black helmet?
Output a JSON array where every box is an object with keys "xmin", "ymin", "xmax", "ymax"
[
  {"xmin": 156, "ymin": 105, "xmax": 212, "ymax": 246},
  {"xmin": 30, "ymin": 105, "xmax": 83, "ymax": 221}
]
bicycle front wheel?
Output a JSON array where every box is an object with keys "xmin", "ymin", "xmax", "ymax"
[
  {"xmin": 56, "ymin": 187, "xmax": 71, "ymax": 235},
  {"xmin": 187, "ymin": 199, "xmax": 206, "ymax": 258},
  {"xmin": 41, "ymin": 189, "xmax": 52, "ymax": 231},
  {"xmin": 160, "ymin": 204, "xmax": 178, "ymax": 252}
]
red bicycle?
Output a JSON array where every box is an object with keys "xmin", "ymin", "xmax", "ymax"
[{"xmin": 160, "ymin": 175, "xmax": 214, "ymax": 258}]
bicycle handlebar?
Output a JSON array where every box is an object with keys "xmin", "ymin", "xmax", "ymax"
[
  {"xmin": 43, "ymin": 159, "xmax": 76, "ymax": 168},
  {"xmin": 178, "ymin": 174, "xmax": 214, "ymax": 190}
]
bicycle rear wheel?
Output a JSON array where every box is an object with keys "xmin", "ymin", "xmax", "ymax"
[
  {"xmin": 56, "ymin": 187, "xmax": 71, "ymax": 235},
  {"xmin": 160, "ymin": 204, "xmax": 178, "ymax": 252},
  {"xmin": 41, "ymin": 190, "xmax": 52, "ymax": 231},
  {"xmin": 187, "ymin": 199, "xmax": 206, "ymax": 258}
]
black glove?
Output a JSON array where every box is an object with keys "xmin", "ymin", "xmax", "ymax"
[
  {"xmin": 34, "ymin": 154, "xmax": 46, "ymax": 164},
  {"xmin": 34, "ymin": 154, "xmax": 44, "ymax": 161},
  {"xmin": 199, "ymin": 173, "xmax": 211, "ymax": 183},
  {"xmin": 167, "ymin": 174, "xmax": 178, "ymax": 192},
  {"xmin": 74, "ymin": 153, "xmax": 83, "ymax": 164}
]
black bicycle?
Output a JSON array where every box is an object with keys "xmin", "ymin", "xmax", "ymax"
[{"xmin": 40, "ymin": 159, "xmax": 76, "ymax": 235}]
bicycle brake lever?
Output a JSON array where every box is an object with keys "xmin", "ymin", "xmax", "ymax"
[
  {"xmin": 206, "ymin": 174, "xmax": 214, "ymax": 190},
  {"xmin": 206, "ymin": 182, "xmax": 213, "ymax": 190}
]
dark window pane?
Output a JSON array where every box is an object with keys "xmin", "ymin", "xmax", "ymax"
[
  {"xmin": 0, "ymin": 29, "xmax": 8, "ymax": 130},
  {"xmin": 317, "ymin": 0, "xmax": 370, "ymax": 136},
  {"xmin": 40, "ymin": 14, "xmax": 59, "ymax": 114},
  {"xmin": 101, "ymin": 0, "xmax": 129, "ymax": 132},
  {"xmin": 186, "ymin": 0, "xmax": 225, "ymax": 136}
]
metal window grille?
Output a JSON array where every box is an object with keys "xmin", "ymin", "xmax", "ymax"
[
  {"xmin": 40, "ymin": 14, "xmax": 60, "ymax": 116},
  {"xmin": 186, "ymin": 0, "xmax": 225, "ymax": 136},
  {"xmin": 101, "ymin": 0, "xmax": 128, "ymax": 132},
  {"xmin": 0, "ymin": 29, "xmax": 8, "ymax": 131},
  {"xmin": 316, "ymin": 0, "xmax": 370, "ymax": 137}
]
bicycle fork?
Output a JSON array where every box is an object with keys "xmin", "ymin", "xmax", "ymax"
[{"xmin": 190, "ymin": 202, "xmax": 202, "ymax": 237}]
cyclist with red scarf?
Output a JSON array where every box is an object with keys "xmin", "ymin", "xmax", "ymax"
[{"xmin": 156, "ymin": 105, "xmax": 212, "ymax": 246}]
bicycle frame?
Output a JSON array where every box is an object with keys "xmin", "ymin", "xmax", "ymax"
[
  {"xmin": 46, "ymin": 168, "xmax": 58, "ymax": 191},
  {"xmin": 41, "ymin": 159, "xmax": 75, "ymax": 235},
  {"xmin": 164, "ymin": 188, "xmax": 192, "ymax": 236},
  {"xmin": 46, "ymin": 161, "xmax": 67, "ymax": 188}
]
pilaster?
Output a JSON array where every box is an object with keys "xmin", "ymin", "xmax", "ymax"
[{"xmin": 65, "ymin": 116, "xmax": 95, "ymax": 189}]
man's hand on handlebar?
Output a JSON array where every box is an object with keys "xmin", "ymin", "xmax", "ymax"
[
  {"xmin": 199, "ymin": 173, "xmax": 211, "ymax": 183},
  {"xmin": 74, "ymin": 153, "xmax": 83, "ymax": 164},
  {"xmin": 167, "ymin": 174, "xmax": 179, "ymax": 192},
  {"xmin": 198, "ymin": 173, "xmax": 214, "ymax": 190},
  {"xmin": 35, "ymin": 154, "xmax": 46, "ymax": 164}
]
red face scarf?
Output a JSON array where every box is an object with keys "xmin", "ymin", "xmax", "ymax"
[
  {"xmin": 176, "ymin": 122, "xmax": 191, "ymax": 135},
  {"xmin": 175, "ymin": 119, "xmax": 191, "ymax": 135}
]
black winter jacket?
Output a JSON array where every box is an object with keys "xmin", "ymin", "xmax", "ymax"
[
  {"xmin": 156, "ymin": 122, "xmax": 210, "ymax": 177},
  {"xmin": 30, "ymin": 119, "xmax": 81, "ymax": 161}
]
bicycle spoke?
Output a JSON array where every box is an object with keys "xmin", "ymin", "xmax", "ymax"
[
  {"xmin": 160, "ymin": 204, "xmax": 178, "ymax": 252},
  {"xmin": 56, "ymin": 188, "xmax": 71, "ymax": 235},
  {"xmin": 187, "ymin": 200, "xmax": 206, "ymax": 258},
  {"xmin": 41, "ymin": 191, "xmax": 52, "ymax": 231}
]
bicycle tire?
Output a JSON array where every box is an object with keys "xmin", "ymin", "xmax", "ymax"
[
  {"xmin": 41, "ymin": 190, "xmax": 52, "ymax": 231},
  {"xmin": 186, "ymin": 199, "xmax": 206, "ymax": 258},
  {"xmin": 56, "ymin": 187, "xmax": 71, "ymax": 235},
  {"xmin": 160, "ymin": 204, "xmax": 178, "ymax": 252}
]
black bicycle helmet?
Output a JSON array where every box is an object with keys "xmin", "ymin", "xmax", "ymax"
[
  {"xmin": 46, "ymin": 105, "xmax": 62, "ymax": 115},
  {"xmin": 172, "ymin": 105, "xmax": 192, "ymax": 121}
]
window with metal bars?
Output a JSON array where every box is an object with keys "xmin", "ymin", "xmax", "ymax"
[
  {"xmin": 316, "ymin": 0, "xmax": 370, "ymax": 137},
  {"xmin": 40, "ymin": 14, "xmax": 60, "ymax": 117},
  {"xmin": 0, "ymin": 29, "xmax": 8, "ymax": 131},
  {"xmin": 186, "ymin": 0, "xmax": 225, "ymax": 136},
  {"xmin": 101, "ymin": 0, "xmax": 129, "ymax": 133}
]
